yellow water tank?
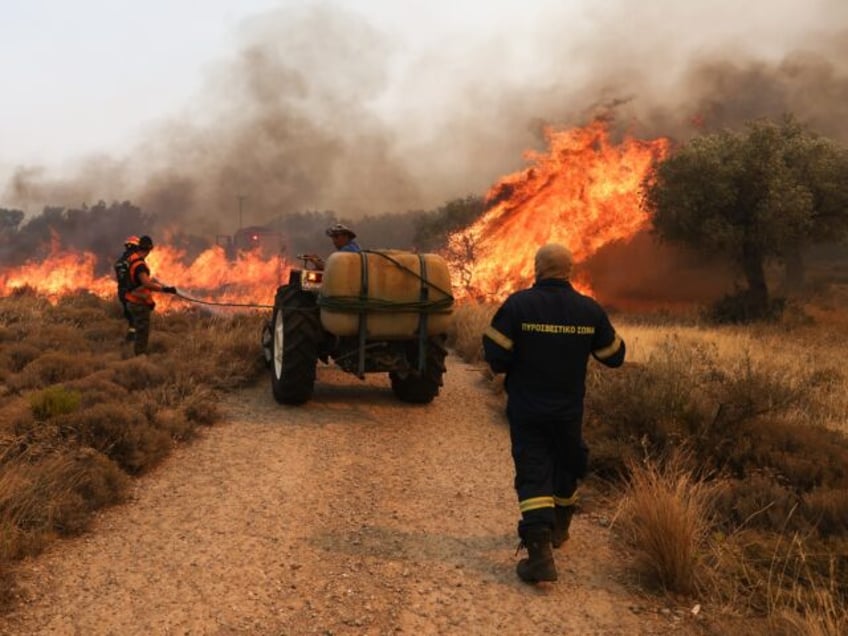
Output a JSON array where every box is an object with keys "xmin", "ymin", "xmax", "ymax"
[{"xmin": 319, "ymin": 250, "xmax": 454, "ymax": 338}]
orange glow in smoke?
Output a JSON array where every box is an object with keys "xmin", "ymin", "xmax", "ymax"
[{"xmin": 448, "ymin": 119, "xmax": 669, "ymax": 300}]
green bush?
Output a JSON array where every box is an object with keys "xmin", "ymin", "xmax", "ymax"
[{"xmin": 29, "ymin": 386, "xmax": 82, "ymax": 421}]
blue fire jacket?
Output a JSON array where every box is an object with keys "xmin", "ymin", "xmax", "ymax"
[{"xmin": 483, "ymin": 279, "xmax": 625, "ymax": 419}]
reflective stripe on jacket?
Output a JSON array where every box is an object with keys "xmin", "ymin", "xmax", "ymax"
[
  {"xmin": 482, "ymin": 278, "xmax": 625, "ymax": 419},
  {"xmin": 123, "ymin": 253, "xmax": 155, "ymax": 306}
]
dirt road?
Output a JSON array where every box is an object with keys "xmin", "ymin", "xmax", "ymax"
[{"xmin": 2, "ymin": 356, "xmax": 697, "ymax": 635}]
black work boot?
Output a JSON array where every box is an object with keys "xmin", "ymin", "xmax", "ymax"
[
  {"xmin": 516, "ymin": 526, "xmax": 557, "ymax": 583},
  {"xmin": 552, "ymin": 505, "xmax": 575, "ymax": 549}
]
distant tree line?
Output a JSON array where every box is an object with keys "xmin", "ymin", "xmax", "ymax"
[
  {"xmin": 0, "ymin": 201, "xmax": 156, "ymax": 275},
  {"xmin": 0, "ymin": 195, "xmax": 487, "ymax": 275},
  {"xmin": 256, "ymin": 195, "xmax": 485, "ymax": 260}
]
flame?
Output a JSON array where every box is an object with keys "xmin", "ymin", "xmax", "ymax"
[
  {"xmin": 2, "ymin": 120, "xmax": 668, "ymax": 310},
  {"xmin": 448, "ymin": 119, "xmax": 669, "ymax": 301},
  {"xmin": 0, "ymin": 242, "xmax": 288, "ymax": 310}
]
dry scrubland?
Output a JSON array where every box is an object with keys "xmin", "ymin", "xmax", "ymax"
[
  {"xmin": 451, "ymin": 293, "xmax": 848, "ymax": 635},
  {"xmin": 1, "ymin": 286, "xmax": 848, "ymax": 634},
  {"xmin": 0, "ymin": 289, "xmax": 267, "ymax": 600}
]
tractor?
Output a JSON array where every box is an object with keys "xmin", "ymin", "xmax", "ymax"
[{"xmin": 261, "ymin": 250, "xmax": 454, "ymax": 405}]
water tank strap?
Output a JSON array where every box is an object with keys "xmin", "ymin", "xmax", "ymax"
[
  {"xmin": 417, "ymin": 254, "xmax": 429, "ymax": 373},
  {"xmin": 357, "ymin": 251, "xmax": 369, "ymax": 377}
]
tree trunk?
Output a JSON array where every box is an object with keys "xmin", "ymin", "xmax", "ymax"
[
  {"xmin": 741, "ymin": 241, "xmax": 770, "ymax": 319},
  {"xmin": 783, "ymin": 245, "xmax": 805, "ymax": 293}
]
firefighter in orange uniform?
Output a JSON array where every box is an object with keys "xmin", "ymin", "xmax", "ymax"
[
  {"xmin": 122, "ymin": 235, "xmax": 177, "ymax": 355},
  {"xmin": 115, "ymin": 235, "xmax": 141, "ymax": 341}
]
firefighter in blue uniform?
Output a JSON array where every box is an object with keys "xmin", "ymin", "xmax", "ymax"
[{"xmin": 483, "ymin": 243, "xmax": 625, "ymax": 584}]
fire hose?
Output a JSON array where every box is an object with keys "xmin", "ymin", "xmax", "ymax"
[
  {"xmin": 171, "ymin": 289, "xmax": 451, "ymax": 314},
  {"xmin": 172, "ymin": 290, "xmax": 274, "ymax": 310}
]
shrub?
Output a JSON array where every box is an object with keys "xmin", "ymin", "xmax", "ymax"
[
  {"xmin": 0, "ymin": 295, "xmax": 269, "ymax": 589},
  {"xmin": 182, "ymin": 389, "xmax": 221, "ymax": 427},
  {"xmin": 0, "ymin": 398, "xmax": 36, "ymax": 438},
  {"xmin": 64, "ymin": 375, "xmax": 130, "ymax": 409},
  {"xmin": 108, "ymin": 356, "xmax": 168, "ymax": 392},
  {"xmin": 54, "ymin": 403, "xmax": 172, "ymax": 474},
  {"xmin": 29, "ymin": 386, "xmax": 82, "ymax": 421},
  {"xmin": 51, "ymin": 307, "xmax": 110, "ymax": 329},
  {"xmin": 24, "ymin": 323, "xmax": 89, "ymax": 351},
  {"xmin": 0, "ymin": 288, "xmax": 50, "ymax": 326},
  {"xmin": 154, "ymin": 409, "xmax": 196, "ymax": 442},
  {"xmin": 9, "ymin": 352, "xmax": 102, "ymax": 391},
  {"xmin": 0, "ymin": 449, "xmax": 128, "ymax": 559},
  {"xmin": 83, "ymin": 323, "xmax": 124, "ymax": 344},
  {"xmin": 0, "ymin": 343, "xmax": 41, "ymax": 373},
  {"xmin": 617, "ymin": 451, "xmax": 717, "ymax": 595},
  {"xmin": 148, "ymin": 312, "xmax": 266, "ymax": 391},
  {"xmin": 54, "ymin": 290, "xmax": 110, "ymax": 313},
  {"xmin": 803, "ymin": 489, "xmax": 848, "ymax": 538},
  {"xmin": 708, "ymin": 291, "xmax": 787, "ymax": 324},
  {"xmin": 447, "ymin": 300, "xmax": 495, "ymax": 364}
]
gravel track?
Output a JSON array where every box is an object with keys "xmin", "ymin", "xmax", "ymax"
[{"xmin": 2, "ymin": 356, "xmax": 695, "ymax": 635}]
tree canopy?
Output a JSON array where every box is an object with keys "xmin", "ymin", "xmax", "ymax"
[
  {"xmin": 644, "ymin": 115, "xmax": 848, "ymax": 319},
  {"xmin": 411, "ymin": 195, "xmax": 485, "ymax": 252}
]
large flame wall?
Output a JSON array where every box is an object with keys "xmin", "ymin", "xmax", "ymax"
[
  {"xmin": 0, "ymin": 244, "xmax": 287, "ymax": 310},
  {"xmin": 449, "ymin": 119, "xmax": 669, "ymax": 300}
]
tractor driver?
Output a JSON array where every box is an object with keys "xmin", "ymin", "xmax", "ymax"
[{"xmin": 304, "ymin": 223, "xmax": 362, "ymax": 269}]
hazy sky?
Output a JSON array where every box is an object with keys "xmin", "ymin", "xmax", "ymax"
[
  {"xmin": 2, "ymin": 1, "xmax": 573, "ymax": 164},
  {"xmin": 2, "ymin": 0, "xmax": 846, "ymax": 222}
]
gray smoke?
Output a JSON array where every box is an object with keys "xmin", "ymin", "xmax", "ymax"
[{"xmin": 4, "ymin": 0, "xmax": 847, "ymax": 239}]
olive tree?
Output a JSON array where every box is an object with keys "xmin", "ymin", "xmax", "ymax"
[{"xmin": 644, "ymin": 115, "xmax": 848, "ymax": 319}]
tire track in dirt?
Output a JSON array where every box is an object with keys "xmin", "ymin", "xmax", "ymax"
[{"xmin": 2, "ymin": 356, "xmax": 691, "ymax": 635}]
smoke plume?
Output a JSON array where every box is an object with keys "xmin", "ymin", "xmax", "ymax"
[{"xmin": 3, "ymin": 0, "xmax": 847, "ymax": 291}]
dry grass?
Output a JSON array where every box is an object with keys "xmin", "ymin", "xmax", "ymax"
[
  {"xmin": 447, "ymin": 299, "xmax": 496, "ymax": 364},
  {"xmin": 448, "ymin": 294, "xmax": 848, "ymax": 628},
  {"xmin": 0, "ymin": 291, "xmax": 267, "ymax": 586},
  {"xmin": 0, "ymin": 447, "xmax": 129, "ymax": 560},
  {"xmin": 617, "ymin": 451, "xmax": 716, "ymax": 595},
  {"xmin": 2, "ymin": 285, "xmax": 847, "ymax": 626},
  {"xmin": 763, "ymin": 535, "xmax": 848, "ymax": 636}
]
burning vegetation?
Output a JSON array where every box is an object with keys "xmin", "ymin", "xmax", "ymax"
[
  {"xmin": 446, "ymin": 119, "xmax": 669, "ymax": 300},
  {"xmin": 0, "ymin": 119, "xmax": 675, "ymax": 309}
]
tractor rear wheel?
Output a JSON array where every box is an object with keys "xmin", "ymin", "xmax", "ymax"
[
  {"xmin": 389, "ymin": 335, "xmax": 448, "ymax": 404},
  {"xmin": 260, "ymin": 321, "xmax": 273, "ymax": 368},
  {"xmin": 271, "ymin": 285, "xmax": 321, "ymax": 405}
]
